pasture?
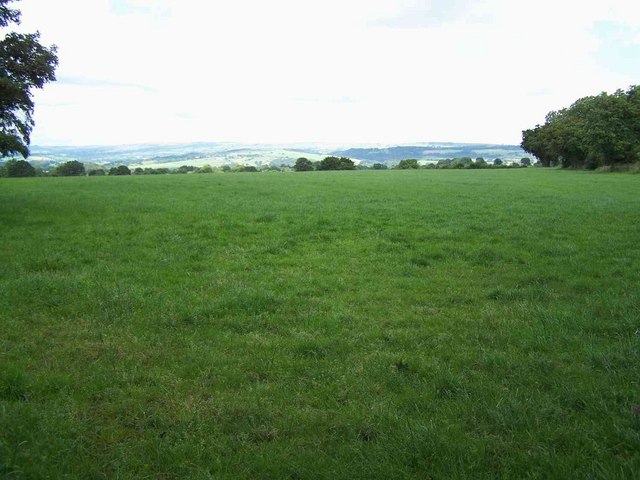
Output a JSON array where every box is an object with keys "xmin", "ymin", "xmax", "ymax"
[{"xmin": 1, "ymin": 169, "xmax": 639, "ymax": 478}]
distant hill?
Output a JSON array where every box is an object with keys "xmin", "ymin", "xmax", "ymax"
[
  {"xmin": 332, "ymin": 143, "xmax": 527, "ymax": 163},
  {"xmin": 13, "ymin": 141, "xmax": 528, "ymax": 169}
]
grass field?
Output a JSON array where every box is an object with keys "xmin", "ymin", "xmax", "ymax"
[{"xmin": 1, "ymin": 169, "xmax": 639, "ymax": 479}]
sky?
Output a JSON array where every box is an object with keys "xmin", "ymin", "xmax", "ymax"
[{"xmin": 12, "ymin": 0, "xmax": 640, "ymax": 146}]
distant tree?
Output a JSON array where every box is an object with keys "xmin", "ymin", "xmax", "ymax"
[
  {"xmin": 453, "ymin": 157, "xmax": 473, "ymax": 168},
  {"xmin": 221, "ymin": 165, "xmax": 231, "ymax": 172},
  {"xmin": 132, "ymin": 167, "xmax": 144, "ymax": 175},
  {"xmin": 372, "ymin": 163, "xmax": 388, "ymax": 170},
  {"xmin": 4, "ymin": 158, "xmax": 35, "ymax": 176},
  {"xmin": 520, "ymin": 157, "xmax": 532, "ymax": 167},
  {"xmin": 0, "ymin": 0, "xmax": 58, "ymax": 158},
  {"xmin": 145, "ymin": 167, "xmax": 169, "ymax": 175},
  {"xmin": 293, "ymin": 157, "xmax": 314, "ymax": 172},
  {"xmin": 54, "ymin": 160, "xmax": 85, "ymax": 176},
  {"xmin": 87, "ymin": 168, "xmax": 105, "ymax": 176},
  {"xmin": 396, "ymin": 159, "xmax": 419, "ymax": 169},
  {"xmin": 318, "ymin": 156, "xmax": 339, "ymax": 170},
  {"xmin": 239, "ymin": 165, "xmax": 258, "ymax": 172},
  {"xmin": 318, "ymin": 156, "xmax": 355, "ymax": 170},
  {"xmin": 467, "ymin": 157, "xmax": 487, "ymax": 169},
  {"xmin": 109, "ymin": 165, "xmax": 131, "ymax": 175},
  {"xmin": 493, "ymin": 158, "xmax": 503, "ymax": 166},
  {"xmin": 195, "ymin": 164, "xmax": 213, "ymax": 173}
]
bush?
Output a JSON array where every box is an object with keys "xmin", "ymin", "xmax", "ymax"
[
  {"xmin": 372, "ymin": 163, "xmax": 388, "ymax": 170},
  {"xmin": 595, "ymin": 162, "xmax": 640, "ymax": 174},
  {"xmin": 88, "ymin": 169, "xmax": 106, "ymax": 176}
]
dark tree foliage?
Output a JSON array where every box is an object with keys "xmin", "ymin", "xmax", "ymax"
[
  {"xmin": 176, "ymin": 165, "xmax": 196, "ymax": 173},
  {"xmin": 0, "ymin": 0, "xmax": 58, "ymax": 158},
  {"xmin": 493, "ymin": 158, "xmax": 503, "ymax": 166},
  {"xmin": 88, "ymin": 169, "xmax": 106, "ymax": 176},
  {"xmin": 318, "ymin": 156, "xmax": 355, "ymax": 171},
  {"xmin": 372, "ymin": 163, "xmax": 388, "ymax": 170},
  {"xmin": 520, "ymin": 157, "xmax": 531, "ymax": 167},
  {"xmin": 522, "ymin": 86, "xmax": 640, "ymax": 168},
  {"xmin": 396, "ymin": 159, "xmax": 419, "ymax": 169},
  {"xmin": 55, "ymin": 160, "xmax": 85, "ymax": 176},
  {"xmin": 109, "ymin": 165, "xmax": 131, "ymax": 176},
  {"xmin": 4, "ymin": 157, "xmax": 34, "ymax": 176},
  {"xmin": 293, "ymin": 157, "xmax": 314, "ymax": 171}
]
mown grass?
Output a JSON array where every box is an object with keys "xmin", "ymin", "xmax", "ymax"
[{"xmin": 1, "ymin": 169, "xmax": 639, "ymax": 479}]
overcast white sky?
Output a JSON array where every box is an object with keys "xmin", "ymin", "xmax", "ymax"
[{"xmin": 13, "ymin": 0, "xmax": 640, "ymax": 146}]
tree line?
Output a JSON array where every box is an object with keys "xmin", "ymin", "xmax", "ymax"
[
  {"xmin": 1, "ymin": 156, "xmax": 536, "ymax": 177},
  {"xmin": 0, "ymin": 159, "xmax": 275, "ymax": 177},
  {"xmin": 522, "ymin": 85, "xmax": 640, "ymax": 169},
  {"xmin": 293, "ymin": 156, "xmax": 531, "ymax": 171}
]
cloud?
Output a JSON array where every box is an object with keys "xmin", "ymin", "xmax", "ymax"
[
  {"xmin": 14, "ymin": 0, "xmax": 640, "ymax": 146},
  {"xmin": 109, "ymin": 0, "xmax": 171, "ymax": 18},
  {"xmin": 57, "ymin": 75, "xmax": 155, "ymax": 92},
  {"xmin": 592, "ymin": 21, "xmax": 640, "ymax": 77},
  {"xmin": 373, "ymin": 0, "xmax": 487, "ymax": 28}
]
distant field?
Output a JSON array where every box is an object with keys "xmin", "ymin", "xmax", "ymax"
[{"xmin": 1, "ymin": 170, "xmax": 639, "ymax": 478}]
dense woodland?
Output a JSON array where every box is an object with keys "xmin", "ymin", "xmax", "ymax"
[{"xmin": 522, "ymin": 85, "xmax": 640, "ymax": 169}]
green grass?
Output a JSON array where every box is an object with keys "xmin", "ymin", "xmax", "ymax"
[{"xmin": 1, "ymin": 169, "xmax": 639, "ymax": 479}]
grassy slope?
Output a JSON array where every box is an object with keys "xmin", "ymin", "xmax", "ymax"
[{"xmin": 1, "ymin": 170, "xmax": 639, "ymax": 479}]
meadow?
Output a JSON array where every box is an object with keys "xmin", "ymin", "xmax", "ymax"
[{"xmin": 1, "ymin": 169, "xmax": 639, "ymax": 479}]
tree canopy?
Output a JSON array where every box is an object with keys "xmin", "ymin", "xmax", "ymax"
[
  {"xmin": 396, "ymin": 159, "xmax": 419, "ymax": 169},
  {"xmin": 55, "ymin": 160, "xmax": 85, "ymax": 176},
  {"xmin": 109, "ymin": 165, "xmax": 131, "ymax": 176},
  {"xmin": 522, "ymin": 86, "xmax": 640, "ymax": 169},
  {"xmin": 293, "ymin": 157, "xmax": 314, "ymax": 172},
  {"xmin": 318, "ymin": 156, "xmax": 355, "ymax": 171},
  {"xmin": 0, "ymin": 0, "xmax": 58, "ymax": 158},
  {"xmin": 3, "ymin": 157, "xmax": 34, "ymax": 176}
]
